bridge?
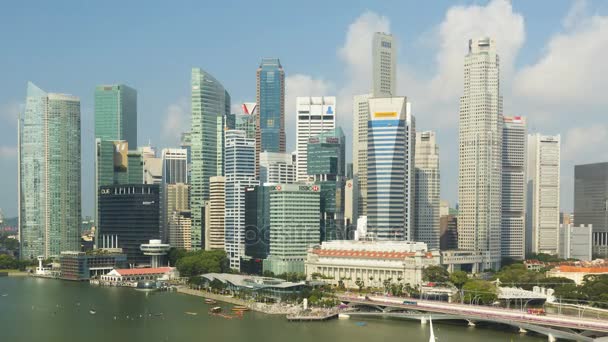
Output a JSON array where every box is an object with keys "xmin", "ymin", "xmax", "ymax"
[{"xmin": 338, "ymin": 295, "xmax": 608, "ymax": 342}]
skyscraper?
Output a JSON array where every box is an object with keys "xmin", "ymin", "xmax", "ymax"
[
  {"xmin": 256, "ymin": 58, "xmax": 285, "ymax": 161},
  {"xmin": 458, "ymin": 37, "xmax": 502, "ymax": 269},
  {"xmin": 259, "ymin": 152, "xmax": 296, "ymax": 184},
  {"xmin": 296, "ymin": 96, "xmax": 336, "ymax": 182},
  {"xmin": 372, "ymin": 32, "xmax": 396, "ymax": 97},
  {"xmin": 163, "ymin": 183, "xmax": 189, "ymax": 243},
  {"xmin": 224, "ymin": 130, "xmax": 258, "ymax": 270},
  {"xmin": 352, "ymin": 94, "xmax": 370, "ymax": 221},
  {"xmin": 367, "ymin": 97, "xmax": 414, "ymax": 241},
  {"xmin": 19, "ymin": 82, "xmax": 81, "ymax": 259},
  {"xmin": 161, "ymin": 148, "xmax": 188, "ymax": 184},
  {"xmin": 190, "ymin": 68, "xmax": 230, "ymax": 249},
  {"xmin": 205, "ymin": 176, "xmax": 225, "ymax": 251},
  {"xmin": 574, "ymin": 162, "xmax": 608, "ymax": 257},
  {"xmin": 415, "ymin": 131, "xmax": 440, "ymax": 250},
  {"xmin": 502, "ymin": 116, "xmax": 527, "ymax": 260},
  {"xmin": 526, "ymin": 134, "xmax": 560, "ymax": 255}
]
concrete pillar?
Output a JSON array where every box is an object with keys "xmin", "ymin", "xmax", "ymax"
[
  {"xmin": 547, "ymin": 333, "xmax": 556, "ymax": 342},
  {"xmin": 518, "ymin": 327, "xmax": 527, "ymax": 334},
  {"xmin": 420, "ymin": 316, "xmax": 428, "ymax": 325},
  {"xmin": 467, "ymin": 320, "xmax": 476, "ymax": 326}
]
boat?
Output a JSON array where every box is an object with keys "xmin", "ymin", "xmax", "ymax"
[
  {"xmin": 209, "ymin": 307, "xmax": 222, "ymax": 314},
  {"xmin": 231, "ymin": 305, "xmax": 249, "ymax": 312},
  {"xmin": 89, "ymin": 309, "xmax": 96, "ymax": 315},
  {"xmin": 338, "ymin": 313, "xmax": 350, "ymax": 320},
  {"xmin": 204, "ymin": 298, "xmax": 217, "ymax": 305},
  {"xmin": 185, "ymin": 312, "xmax": 198, "ymax": 316},
  {"xmin": 429, "ymin": 316, "xmax": 436, "ymax": 342},
  {"xmin": 1, "ymin": 294, "xmax": 8, "ymax": 297},
  {"xmin": 355, "ymin": 322, "xmax": 367, "ymax": 327}
]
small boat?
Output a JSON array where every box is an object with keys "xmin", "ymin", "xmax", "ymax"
[
  {"xmin": 209, "ymin": 307, "xmax": 222, "ymax": 314},
  {"xmin": 184, "ymin": 312, "xmax": 198, "ymax": 316},
  {"xmin": 2, "ymin": 294, "xmax": 8, "ymax": 297},
  {"xmin": 338, "ymin": 313, "xmax": 350, "ymax": 320},
  {"xmin": 355, "ymin": 322, "xmax": 367, "ymax": 327},
  {"xmin": 204, "ymin": 298, "xmax": 217, "ymax": 304},
  {"xmin": 89, "ymin": 309, "xmax": 97, "ymax": 315},
  {"xmin": 231, "ymin": 305, "xmax": 249, "ymax": 312}
]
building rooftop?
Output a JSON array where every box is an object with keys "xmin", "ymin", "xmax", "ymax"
[
  {"xmin": 201, "ymin": 273, "xmax": 304, "ymax": 289},
  {"xmin": 113, "ymin": 267, "xmax": 173, "ymax": 276},
  {"xmin": 312, "ymin": 249, "xmax": 433, "ymax": 260}
]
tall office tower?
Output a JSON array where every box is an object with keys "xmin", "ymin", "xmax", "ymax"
[
  {"xmin": 98, "ymin": 184, "xmax": 160, "ymax": 265},
  {"xmin": 308, "ymin": 128, "xmax": 346, "ymax": 241},
  {"xmin": 352, "ymin": 94, "xmax": 370, "ymax": 221},
  {"xmin": 367, "ymin": 97, "xmax": 414, "ymax": 241},
  {"xmin": 205, "ymin": 176, "xmax": 225, "ymax": 251},
  {"xmin": 264, "ymin": 184, "xmax": 320, "ymax": 275},
  {"xmin": 296, "ymin": 96, "xmax": 336, "ymax": 181},
  {"xmin": 96, "ymin": 140, "xmax": 143, "ymax": 185},
  {"xmin": 241, "ymin": 185, "xmax": 272, "ymax": 275},
  {"xmin": 161, "ymin": 148, "xmax": 188, "ymax": 184},
  {"xmin": 256, "ymin": 58, "xmax": 285, "ymax": 174},
  {"xmin": 236, "ymin": 106, "xmax": 257, "ymax": 140},
  {"xmin": 414, "ymin": 131, "xmax": 440, "ymax": 250},
  {"xmin": 224, "ymin": 130, "xmax": 259, "ymax": 269},
  {"xmin": 19, "ymin": 82, "xmax": 81, "ymax": 259},
  {"xmin": 372, "ymin": 32, "xmax": 396, "ymax": 97},
  {"xmin": 574, "ymin": 162, "xmax": 608, "ymax": 257},
  {"xmin": 458, "ymin": 37, "xmax": 503, "ymax": 269},
  {"xmin": 180, "ymin": 131, "xmax": 192, "ymax": 181},
  {"xmin": 163, "ymin": 183, "xmax": 189, "ymax": 243},
  {"xmin": 168, "ymin": 211, "xmax": 191, "ymax": 250},
  {"xmin": 502, "ymin": 116, "xmax": 527, "ymax": 260},
  {"xmin": 94, "ymin": 84, "xmax": 137, "ymax": 229},
  {"xmin": 259, "ymin": 152, "xmax": 296, "ymax": 184},
  {"xmin": 190, "ymin": 68, "xmax": 230, "ymax": 249},
  {"xmin": 526, "ymin": 134, "xmax": 560, "ymax": 255}
]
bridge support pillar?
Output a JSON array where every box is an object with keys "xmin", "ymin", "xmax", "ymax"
[
  {"xmin": 547, "ymin": 333, "xmax": 556, "ymax": 342},
  {"xmin": 518, "ymin": 327, "xmax": 527, "ymax": 334},
  {"xmin": 420, "ymin": 316, "xmax": 428, "ymax": 325},
  {"xmin": 467, "ymin": 320, "xmax": 476, "ymax": 327}
]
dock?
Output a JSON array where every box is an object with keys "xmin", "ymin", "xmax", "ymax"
[{"xmin": 286, "ymin": 312, "xmax": 339, "ymax": 322}]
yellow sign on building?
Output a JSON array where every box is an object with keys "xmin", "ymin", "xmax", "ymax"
[{"xmin": 373, "ymin": 111, "xmax": 397, "ymax": 118}]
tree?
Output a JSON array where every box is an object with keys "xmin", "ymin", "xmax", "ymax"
[
  {"xmin": 383, "ymin": 278, "xmax": 392, "ymax": 293},
  {"xmin": 167, "ymin": 248, "xmax": 187, "ymax": 266},
  {"xmin": 423, "ymin": 265, "xmax": 449, "ymax": 283},
  {"xmin": 449, "ymin": 271, "xmax": 469, "ymax": 289},
  {"xmin": 355, "ymin": 278, "xmax": 365, "ymax": 293},
  {"xmin": 175, "ymin": 250, "xmax": 230, "ymax": 277},
  {"xmin": 462, "ymin": 280, "xmax": 497, "ymax": 305}
]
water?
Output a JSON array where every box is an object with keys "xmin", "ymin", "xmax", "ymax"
[{"xmin": 0, "ymin": 277, "xmax": 545, "ymax": 342}]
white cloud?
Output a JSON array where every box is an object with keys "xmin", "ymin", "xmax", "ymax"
[
  {"xmin": 562, "ymin": 124, "xmax": 608, "ymax": 163},
  {"xmin": 161, "ymin": 98, "xmax": 189, "ymax": 146},
  {"xmin": 0, "ymin": 145, "xmax": 17, "ymax": 159},
  {"xmin": 563, "ymin": 0, "xmax": 589, "ymax": 29}
]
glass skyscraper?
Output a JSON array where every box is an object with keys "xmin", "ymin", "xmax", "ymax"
[
  {"xmin": 94, "ymin": 84, "xmax": 137, "ymax": 147},
  {"xmin": 190, "ymin": 68, "xmax": 230, "ymax": 249},
  {"xmin": 19, "ymin": 82, "xmax": 81, "ymax": 259},
  {"xmin": 256, "ymin": 58, "xmax": 285, "ymax": 157}
]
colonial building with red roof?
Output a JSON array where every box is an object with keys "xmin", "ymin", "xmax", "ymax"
[{"xmin": 99, "ymin": 267, "xmax": 178, "ymax": 284}]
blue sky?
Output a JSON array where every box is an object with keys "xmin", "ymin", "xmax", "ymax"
[{"xmin": 1, "ymin": 0, "xmax": 608, "ymax": 218}]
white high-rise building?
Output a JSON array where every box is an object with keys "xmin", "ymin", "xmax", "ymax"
[
  {"xmin": 205, "ymin": 176, "xmax": 225, "ymax": 251},
  {"xmin": 458, "ymin": 37, "xmax": 503, "ymax": 269},
  {"xmin": 502, "ymin": 116, "xmax": 527, "ymax": 260},
  {"xmin": 296, "ymin": 96, "xmax": 336, "ymax": 182},
  {"xmin": 527, "ymin": 134, "xmax": 561, "ymax": 255},
  {"xmin": 224, "ymin": 130, "xmax": 259, "ymax": 270},
  {"xmin": 367, "ymin": 97, "xmax": 415, "ymax": 240},
  {"xmin": 352, "ymin": 94, "xmax": 370, "ymax": 221},
  {"xmin": 372, "ymin": 32, "xmax": 396, "ymax": 97},
  {"xmin": 260, "ymin": 152, "xmax": 296, "ymax": 184},
  {"xmin": 415, "ymin": 131, "xmax": 440, "ymax": 250}
]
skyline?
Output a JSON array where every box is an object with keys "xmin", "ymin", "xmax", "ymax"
[{"xmin": 2, "ymin": 0, "xmax": 608, "ymax": 216}]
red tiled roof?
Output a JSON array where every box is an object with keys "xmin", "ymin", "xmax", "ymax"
[
  {"xmin": 114, "ymin": 267, "xmax": 173, "ymax": 276},
  {"xmin": 313, "ymin": 249, "xmax": 417, "ymax": 259}
]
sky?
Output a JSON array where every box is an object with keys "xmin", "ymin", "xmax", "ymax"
[{"xmin": 1, "ymin": 0, "xmax": 608, "ymax": 218}]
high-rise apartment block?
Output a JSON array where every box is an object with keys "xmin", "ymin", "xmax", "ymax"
[
  {"xmin": 415, "ymin": 131, "xmax": 440, "ymax": 250},
  {"xmin": 367, "ymin": 97, "xmax": 414, "ymax": 241},
  {"xmin": 526, "ymin": 134, "xmax": 560, "ymax": 255},
  {"xmin": 502, "ymin": 116, "xmax": 527, "ymax": 260},
  {"xmin": 458, "ymin": 37, "xmax": 502, "ymax": 269},
  {"xmin": 574, "ymin": 162, "xmax": 608, "ymax": 257},
  {"xmin": 296, "ymin": 96, "xmax": 336, "ymax": 181},
  {"xmin": 19, "ymin": 82, "xmax": 81, "ymax": 259}
]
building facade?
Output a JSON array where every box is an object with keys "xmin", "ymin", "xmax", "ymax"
[
  {"xmin": 168, "ymin": 211, "xmax": 191, "ymax": 250},
  {"xmin": 372, "ymin": 32, "xmax": 396, "ymax": 97},
  {"xmin": 19, "ymin": 82, "xmax": 81, "ymax": 259},
  {"xmin": 256, "ymin": 58, "xmax": 285, "ymax": 158},
  {"xmin": 190, "ymin": 68, "xmax": 230, "ymax": 249},
  {"xmin": 161, "ymin": 148, "xmax": 188, "ymax": 184},
  {"xmin": 367, "ymin": 97, "xmax": 414, "ymax": 241},
  {"xmin": 502, "ymin": 116, "xmax": 527, "ymax": 260},
  {"xmin": 559, "ymin": 224, "xmax": 593, "ymax": 261},
  {"xmin": 296, "ymin": 96, "xmax": 336, "ymax": 181},
  {"xmin": 458, "ymin": 37, "xmax": 503, "ymax": 269},
  {"xmin": 206, "ymin": 176, "xmax": 225, "ymax": 251},
  {"xmin": 414, "ymin": 131, "xmax": 440, "ymax": 250},
  {"xmin": 259, "ymin": 152, "xmax": 296, "ymax": 184},
  {"xmin": 97, "ymin": 184, "xmax": 160, "ymax": 265},
  {"xmin": 574, "ymin": 162, "xmax": 608, "ymax": 257},
  {"xmin": 224, "ymin": 130, "xmax": 259, "ymax": 269},
  {"xmin": 352, "ymin": 94, "xmax": 370, "ymax": 222},
  {"xmin": 526, "ymin": 134, "xmax": 560, "ymax": 255}
]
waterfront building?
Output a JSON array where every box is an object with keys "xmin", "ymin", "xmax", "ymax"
[
  {"xmin": 256, "ymin": 58, "xmax": 285, "ymax": 160},
  {"xmin": 304, "ymin": 240, "xmax": 439, "ymax": 289},
  {"xmin": 367, "ymin": 97, "xmax": 414, "ymax": 241},
  {"xmin": 190, "ymin": 68, "xmax": 230, "ymax": 249},
  {"xmin": 259, "ymin": 152, "xmax": 296, "ymax": 184},
  {"xmin": 372, "ymin": 32, "xmax": 396, "ymax": 97},
  {"xmin": 264, "ymin": 184, "xmax": 320, "ymax": 275},
  {"xmin": 99, "ymin": 267, "xmax": 178, "ymax": 283},
  {"xmin": 546, "ymin": 265, "xmax": 608, "ymax": 285},
  {"xmin": 307, "ymin": 128, "xmax": 346, "ymax": 241},
  {"xmin": 205, "ymin": 176, "xmax": 225, "ymax": 251},
  {"xmin": 559, "ymin": 224, "xmax": 593, "ymax": 261},
  {"xmin": 59, "ymin": 251, "xmax": 127, "ymax": 281},
  {"xmin": 415, "ymin": 131, "xmax": 440, "ymax": 250},
  {"xmin": 352, "ymin": 94, "xmax": 370, "ymax": 222},
  {"xmin": 224, "ymin": 130, "xmax": 259, "ymax": 270},
  {"xmin": 140, "ymin": 239, "xmax": 171, "ymax": 268},
  {"xmin": 526, "ymin": 134, "xmax": 560, "ymax": 255},
  {"xmin": 574, "ymin": 162, "xmax": 608, "ymax": 257},
  {"xmin": 19, "ymin": 82, "xmax": 81, "ymax": 259},
  {"xmin": 458, "ymin": 37, "xmax": 503, "ymax": 269},
  {"xmin": 97, "ymin": 184, "xmax": 160, "ymax": 265},
  {"xmin": 168, "ymin": 210, "xmax": 191, "ymax": 250},
  {"xmin": 502, "ymin": 116, "xmax": 527, "ymax": 260},
  {"xmin": 200, "ymin": 273, "xmax": 308, "ymax": 300},
  {"xmin": 296, "ymin": 96, "xmax": 336, "ymax": 181}
]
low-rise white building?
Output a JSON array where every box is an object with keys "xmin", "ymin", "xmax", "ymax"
[
  {"xmin": 99, "ymin": 267, "xmax": 178, "ymax": 283},
  {"xmin": 304, "ymin": 240, "xmax": 440, "ymax": 288}
]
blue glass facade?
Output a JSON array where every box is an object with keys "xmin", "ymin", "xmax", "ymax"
[{"xmin": 256, "ymin": 58, "xmax": 285, "ymax": 154}]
